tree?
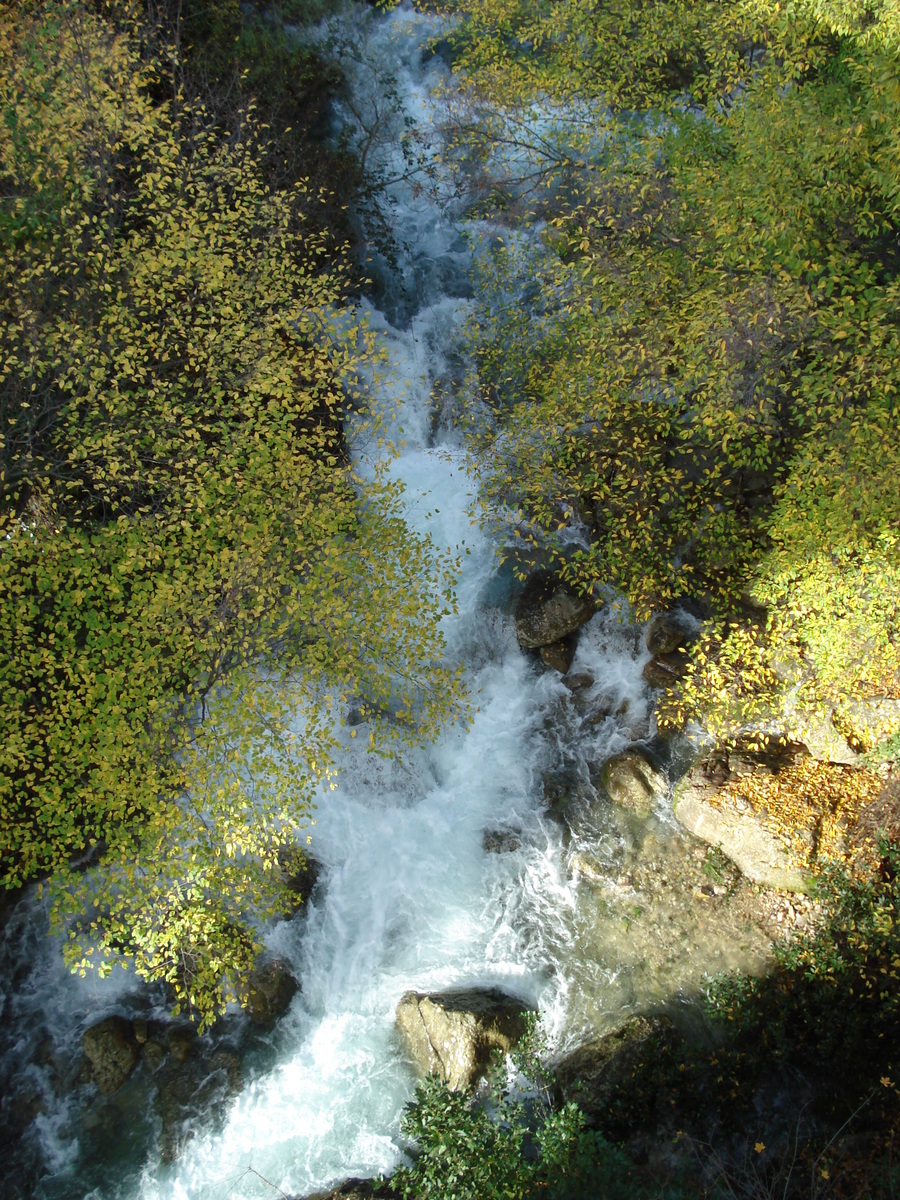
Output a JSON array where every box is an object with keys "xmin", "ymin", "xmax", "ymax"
[
  {"xmin": 0, "ymin": 0, "xmax": 464, "ymax": 1025},
  {"xmin": 438, "ymin": 0, "xmax": 900, "ymax": 730}
]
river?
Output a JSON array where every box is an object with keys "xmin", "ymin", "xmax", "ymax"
[{"xmin": 0, "ymin": 7, "xmax": 773, "ymax": 1197}]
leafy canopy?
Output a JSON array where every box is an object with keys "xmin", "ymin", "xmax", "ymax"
[{"xmin": 0, "ymin": 0, "xmax": 464, "ymax": 1025}]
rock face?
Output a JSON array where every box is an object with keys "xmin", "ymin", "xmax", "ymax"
[
  {"xmin": 554, "ymin": 1015, "xmax": 679, "ymax": 1126},
  {"xmin": 82, "ymin": 1016, "xmax": 140, "ymax": 1094},
  {"xmin": 600, "ymin": 750, "xmax": 667, "ymax": 819},
  {"xmin": 514, "ymin": 570, "xmax": 595, "ymax": 650},
  {"xmin": 672, "ymin": 742, "xmax": 812, "ymax": 892},
  {"xmin": 395, "ymin": 987, "xmax": 533, "ymax": 1091},
  {"xmin": 238, "ymin": 960, "xmax": 298, "ymax": 1023}
]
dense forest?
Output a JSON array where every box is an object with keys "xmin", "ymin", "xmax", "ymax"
[{"xmin": 3, "ymin": 0, "xmax": 900, "ymax": 1195}]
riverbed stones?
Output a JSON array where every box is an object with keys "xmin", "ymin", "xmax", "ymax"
[
  {"xmin": 672, "ymin": 744, "xmax": 812, "ymax": 892},
  {"xmin": 82, "ymin": 1016, "xmax": 140, "ymax": 1094},
  {"xmin": 395, "ymin": 987, "xmax": 534, "ymax": 1091},
  {"xmin": 600, "ymin": 750, "xmax": 667, "ymax": 819},
  {"xmin": 514, "ymin": 570, "xmax": 595, "ymax": 651}
]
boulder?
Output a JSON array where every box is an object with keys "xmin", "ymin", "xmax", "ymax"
[
  {"xmin": 395, "ymin": 987, "xmax": 534, "ymax": 1091},
  {"xmin": 600, "ymin": 751, "xmax": 667, "ymax": 819},
  {"xmin": 482, "ymin": 829, "xmax": 522, "ymax": 854},
  {"xmin": 642, "ymin": 649, "xmax": 689, "ymax": 689},
  {"xmin": 671, "ymin": 743, "xmax": 812, "ymax": 891},
  {"xmin": 156, "ymin": 1046, "xmax": 242, "ymax": 1163},
  {"xmin": 82, "ymin": 1016, "xmax": 140, "ymax": 1094},
  {"xmin": 304, "ymin": 1181, "xmax": 398, "ymax": 1200},
  {"xmin": 514, "ymin": 570, "xmax": 595, "ymax": 649},
  {"xmin": 553, "ymin": 1015, "xmax": 679, "ymax": 1126},
  {"xmin": 562, "ymin": 670, "xmax": 595, "ymax": 692},
  {"xmin": 538, "ymin": 633, "xmax": 579, "ymax": 674},
  {"xmin": 238, "ymin": 960, "xmax": 298, "ymax": 1023},
  {"xmin": 645, "ymin": 613, "xmax": 688, "ymax": 656}
]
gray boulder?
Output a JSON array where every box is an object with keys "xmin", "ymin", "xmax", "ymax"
[
  {"xmin": 396, "ymin": 987, "xmax": 534, "ymax": 1091},
  {"xmin": 514, "ymin": 570, "xmax": 595, "ymax": 649},
  {"xmin": 600, "ymin": 750, "xmax": 667, "ymax": 819},
  {"xmin": 82, "ymin": 1016, "xmax": 140, "ymax": 1094}
]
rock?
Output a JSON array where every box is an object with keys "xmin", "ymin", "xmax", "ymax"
[
  {"xmin": 395, "ymin": 987, "xmax": 534, "ymax": 1091},
  {"xmin": 642, "ymin": 649, "xmax": 689, "ymax": 689},
  {"xmin": 156, "ymin": 1046, "xmax": 242, "ymax": 1163},
  {"xmin": 538, "ymin": 633, "xmax": 579, "ymax": 674},
  {"xmin": 645, "ymin": 613, "xmax": 688, "ymax": 656},
  {"xmin": 514, "ymin": 570, "xmax": 595, "ymax": 650},
  {"xmin": 277, "ymin": 845, "xmax": 320, "ymax": 914},
  {"xmin": 238, "ymin": 960, "xmax": 298, "ymax": 1023},
  {"xmin": 82, "ymin": 1016, "xmax": 140, "ymax": 1095},
  {"xmin": 167, "ymin": 1025, "xmax": 196, "ymax": 1063},
  {"xmin": 672, "ymin": 746, "xmax": 812, "ymax": 892},
  {"xmin": 600, "ymin": 751, "xmax": 667, "ymax": 819},
  {"xmin": 482, "ymin": 829, "xmax": 522, "ymax": 854},
  {"xmin": 553, "ymin": 1015, "xmax": 679, "ymax": 1126},
  {"xmin": 304, "ymin": 1180, "xmax": 398, "ymax": 1200},
  {"xmin": 132, "ymin": 1018, "xmax": 149, "ymax": 1044},
  {"xmin": 143, "ymin": 1038, "xmax": 167, "ymax": 1071},
  {"xmin": 562, "ymin": 670, "xmax": 595, "ymax": 692}
]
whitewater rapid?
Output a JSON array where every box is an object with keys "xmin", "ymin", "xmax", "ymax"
[{"xmin": 0, "ymin": 8, "xmax": 773, "ymax": 1198}]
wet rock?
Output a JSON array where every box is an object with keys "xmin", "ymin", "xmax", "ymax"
[
  {"xmin": 167, "ymin": 1025, "xmax": 196, "ymax": 1063},
  {"xmin": 82, "ymin": 1016, "xmax": 140, "ymax": 1095},
  {"xmin": 304, "ymin": 1180, "xmax": 398, "ymax": 1200},
  {"xmin": 395, "ymin": 987, "xmax": 534, "ymax": 1091},
  {"xmin": 642, "ymin": 649, "xmax": 689, "ymax": 689},
  {"xmin": 553, "ymin": 1015, "xmax": 680, "ymax": 1126},
  {"xmin": 600, "ymin": 751, "xmax": 667, "ymax": 819},
  {"xmin": 132, "ymin": 1018, "xmax": 149, "ymax": 1045},
  {"xmin": 645, "ymin": 613, "xmax": 688, "ymax": 656},
  {"xmin": 562, "ymin": 670, "xmax": 595, "ymax": 692},
  {"xmin": 538, "ymin": 633, "xmax": 579, "ymax": 674},
  {"xmin": 143, "ymin": 1038, "xmax": 168, "ymax": 1071},
  {"xmin": 514, "ymin": 570, "xmax": 595, "ymax": 650},
  {"xmin": 672, "ymin": 744, "xmax": 812, "ymax": 892},
  {"xmin": 482, "ymin": 829, "xmax": 522, "ymax": 854},
  {"xmin": 238, "ymin": 960, "xmax": 298, "ymax": 1024},
  {"xmin": 278, "ymin": 844, "xmax": 321, "ymax": 913},
  {"xmin": 156, "ymin": 1046, "xmax": 242, "ymax": 1163}
]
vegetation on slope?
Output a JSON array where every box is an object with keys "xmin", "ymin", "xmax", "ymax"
[
  {"xmin": 441, "ymin": 0, "xmax": 900, "ymax": 735},
  {"xmin": 0, "ymin": 0, "xmax": 464, "ymax": 1025}
]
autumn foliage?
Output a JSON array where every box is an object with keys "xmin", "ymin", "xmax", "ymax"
[{"xmin": 0, "ymin": 0, "xmax": 463, "ymax": 1023}]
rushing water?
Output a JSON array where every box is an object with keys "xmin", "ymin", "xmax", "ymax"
[{"xmin": 0, "ymin": 8, "xmax": 774, "ymax": 1198}]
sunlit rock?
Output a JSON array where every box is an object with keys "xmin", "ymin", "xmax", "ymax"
[
  {"xmin": 645, "ymin": 612, "xmax": 688, "ymax": 656},
  {"xmin": 672, "ymin": 743, "xmax": 812, "ymax": 892},
  {"xmin": 514, "ymin": 570, "xmax": 595, "ymax": 649},
  {"xmin": 395, "ymin": 987, "xmax": 533, "ymax": 1091},
  {"xmin": 600, "ymin": 750, "xmax": 667, "ymax": 819},
  {"xmin": 82, "ymin": 1016, "xmax": 140, "ymax": 1094}
]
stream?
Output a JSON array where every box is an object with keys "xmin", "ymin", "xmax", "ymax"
[{"xmin": 0, "ymin": 7, "xmax": 775, "ymax": 1198}]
